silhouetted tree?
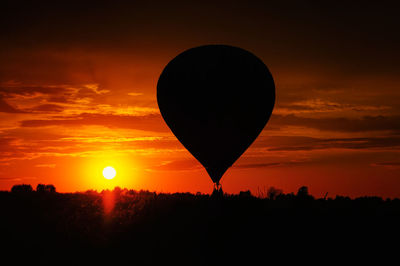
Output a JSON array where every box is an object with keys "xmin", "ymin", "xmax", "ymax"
[
  {"xmin": 11, "ymin": 184, "xmax": 33, "ymax": 193},
  {"xmin": 36, "ymin": 184, "xmax": 56, "ymax": 193},
  {"xmin": 36, "ymin": 184, "xmax": 46, "ymax": 192},
  {"xmin": 45, "ymin": 184, "xmax": 56, "ymax": 193},
  {"xmin": 335, "ymin": 195, "xmax": 351, "ymax": 201},
  {"xmin": 267, "ymin": 186, "xmax": 283, "ymax": 200},
  {"xmin": 297, "ymin": 186, "xmax": 308, "ymax": 196},
  {"xmin": 297, "ymin": 186, "xmax": 314, "ymax": 200},
  {"xmin": 113, "ymin": 186, "xmax": 122, "ymax": 195},
  {"xmin": 239, "ymin": 190, "xmax": 252, "ymax": 198}
]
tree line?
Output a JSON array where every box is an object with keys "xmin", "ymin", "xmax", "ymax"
[{"xmin": 11, "ymin": 184, "xmax": 56, "ymax": 193}]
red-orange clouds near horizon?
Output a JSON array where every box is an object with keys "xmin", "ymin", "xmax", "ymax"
[{"xmin": 0, "ymin": 1, "xmax": 399, "ymax": 197}]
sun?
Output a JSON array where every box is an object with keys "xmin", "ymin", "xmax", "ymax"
[{"xmin": 103, "ymin": 166, "xmax": 116, "ymax": 180}]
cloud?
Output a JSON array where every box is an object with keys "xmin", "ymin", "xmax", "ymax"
[
  {"xmin": 127, "ymin": 92, "xmax": 144, "ymax": 96},
  {"xmin": 0, "ymin": 138, "xmax": 21, "ymax": 159},
  {"xmin": 275, "ymin": 99, "xmax": 390, "ymax": 115},
  {"xmin": 254, "ymin": 135, "xmax": 400, "ymax": 151},
  {"xmin": 0, "ymin": 127, "xmax": 181, "ymax": 163},
  {"xmin": 233, "ymin": 162, "xmax": 283, "ymax": 168},
  {"xmin": 60, "ymin": 136, "xmax": 162, "ymax": 143},
  {"xmin": 0, "ymin": 176, "xmax": 36, "ymax": 181},
  {"xmin": 270, "ymin": 114, "xmax": 400, "ymax": 133},
  {"xmin": 148, "ymin": 159, "xmax": 203, "ymax": 172},
  {"xmin": 47, "ymin": 96, "xmax": 71, "ymax": 103},
  {"xmin": 0, "ymin": 84, "xmax": 106, "ymax": 104},
  {"xmin": 0, "ymin": 177, "xmax": 22, "ymax": 181},
  {"xmin": 0, "ymin": 96, "xmax": 25, "ymax": 113},
  {"xmin": 30, "ymin": 104, "xmax": 64, "ymax": 113},
  {"xmin": 20, "ymin": 113, "xmax": 169, "ymax": 132},
  {"xmin": 0, "ymin": 83, "xmax": 155, "ymax": 117},
  {"xmin": 35, "ymin": 164, "xmax": 56, "ymax": 168},
  {"xmin": 150, "ymin": 160, "xmax": 305, "ymax": 171},
  {"xmin": 0, "ymin": 85, "xmax": 68, "ymax": 97},
  {"xmin": 77, "ymin": 84, "xmax": 109, "ymax": 96},
  {"xmin": 371, "ymin": 162, "xmax": 400, "ymax": 169}
]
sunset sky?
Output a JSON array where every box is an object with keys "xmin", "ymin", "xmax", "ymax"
[{"xmin": 1, "ymin": 1, "xmax": 399, "ymax": 197}]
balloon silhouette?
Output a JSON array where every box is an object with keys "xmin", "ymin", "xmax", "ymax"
[{"xmin": 157, "ymin": 45, "xmax": 275, "ymax": 189}]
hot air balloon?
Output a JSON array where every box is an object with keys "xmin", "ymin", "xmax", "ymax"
[{"xmin": 157, "ymin": 45, "xmax": 275, "ymax": 192}]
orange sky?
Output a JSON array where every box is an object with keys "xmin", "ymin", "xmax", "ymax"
[{"xmin": 1, "ymin": 1, "xmax": 399, "ymax": 197}]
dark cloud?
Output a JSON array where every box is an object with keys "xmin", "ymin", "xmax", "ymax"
[
  {"xmin": 0, "ymin": 177, "xmax": 21, "ymax": 181},
  {"xmin": 0, "ymin": 84, "xmax": 102, "ymax": 98},
  {"xmin": 0, "ymin": 137, "xmax": 16, "ymax": 148},
  {"xmin": 20, "ymin": 113, "xmax": 169, "ymax": 132},
  {"xmin": 0, "ymin": 137, "xmax": 27, "ymax": 161},
  {"xmin": 372, "ymin": 162, "xmax": 400, "ymax": 167},
  {"xmin": 1, "ymin": 1, "xmax": 399, "ymax": 77},
  {"xmin": 150, "ymin": 159, "xmax": 203, "ymax": 171},
  {"xmin": 120, "ymin": 137, "xmax": 182, "ymax": 150},
  {"xmin": 270, "ymin": 114, "xmax": 400, "ymax": 133},
  {"xmin": 47, "ymin": 96, "xmax": 71, "ymax": 103},
  {"xmin": 0, "ymin": 84, "xmax": 108, "ymax": 109},
  {"xmin": 233, "ymin": 162, "xmax": 282, "ymax": 169},
  {"xmin": 0, "ymin": 96, "xmax": 24, "ymax": 113},
  {"xmin": 153, "ymin": 160, "xmax": 304, "ymax": 171},
  {"xmin": 0, "ymin": 85, "xmax": 67, "ymax": 97},
  {"xmin": 253, "ymin": 135, "xmax": 400, "ymax": 151},
  {"xmin": 30, "ymin": 104, "xmax": 64, "ymax": 113}
]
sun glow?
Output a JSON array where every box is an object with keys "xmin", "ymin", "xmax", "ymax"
[
  {"xmin": 81, "ymin": 156, "xmax": 138, "ymax": 191},
  {"xmin": 103, "ymin": 166, "xmax": 117, "ymax": 180}
]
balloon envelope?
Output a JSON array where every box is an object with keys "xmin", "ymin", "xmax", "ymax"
[{"xmin": 157, "ymin": 45, "xmax": 275, "ymax": 184}]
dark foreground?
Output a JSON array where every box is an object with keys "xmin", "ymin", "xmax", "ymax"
[{"xmin": 1, "ymin": 188, "xmax": 400, "ymax": 264}]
